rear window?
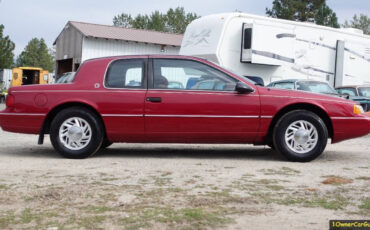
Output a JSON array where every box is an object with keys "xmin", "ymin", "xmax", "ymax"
[
  {"xmin": 56, "ymin": 72, "xmax": 76, "ymax": 84},
  {"xmin": 105, "ymin": 59, "xmax": 144, "ymax": 88}
]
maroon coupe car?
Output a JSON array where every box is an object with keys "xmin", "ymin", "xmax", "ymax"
[{"xmin": 0, "ymin": 55, "xmax": 369, "ymax": 161}]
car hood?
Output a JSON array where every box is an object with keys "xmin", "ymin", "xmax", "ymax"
[
  {"xmin": 350, "ymin": 96, "xmax": 370, "ymax": 101},
  {"xmin": 261, "ymin": 86, "xmax": 352, "ymax": 103}
]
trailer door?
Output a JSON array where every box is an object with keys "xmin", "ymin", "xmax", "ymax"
[
  {"xmin": 241, "ymin": 21, "xmax": 295, "ymax": 66},
  {"xmin": 11, "ymin": 68, "xmax": 22, "ymax": 87}
]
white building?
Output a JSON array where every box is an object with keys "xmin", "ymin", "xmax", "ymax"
[{"xmin": 54, "ymin": 21, "xmax": 183, "ymax": 76}]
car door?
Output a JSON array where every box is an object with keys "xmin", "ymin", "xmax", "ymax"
[
  {"xmin": 144, "ymin": 58, "xmax": 260, "ymax": 143},
  {"xmin": 100, "ymin": 58, "xmax": 147, "ymax": 142}
]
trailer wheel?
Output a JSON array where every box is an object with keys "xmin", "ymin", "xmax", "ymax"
[
  {"xmin": 273, "ymin": 110, "xmax": 328, "ymax": 162},
  {"xmin": 50, "ymin": 107, "xmax": 104, "ymax": 159}
]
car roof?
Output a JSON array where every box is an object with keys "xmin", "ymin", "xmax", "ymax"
[
  {"xmin": 336, "ymin": 85, "xmax": 370, "ymax": 89},
  {"xmin": 84, "ymin": 54, "xmax": 208, "ymax": 62}
]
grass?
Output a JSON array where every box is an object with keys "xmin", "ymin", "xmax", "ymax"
[
  {"xmin": 119, "ymin": 207, "xmax": 229, "ymax": 230},
  {"xmin": 160, "ymin": 172, "xmax": 173, "ymax": 177},
  {"xmin": 359, "ymin": 198, "xmax": 370, "ymax": 210},
  {"xmin": 258, "ymin": 167, "xmax": 300, "ymax": 176},
  {"xmin": 83, "ymin": 205, "xmax": 113, "ymax": 214},
  {"xmin": 0, "ymin": 208, "xmax": 60, "ymax": 229},
  {"xmin": 20, "ymin": 208, "xmax": 36, "ymax": 224},
  {"xmin": 0, "ymin": 211, "xmax": 16, "ymax": 229},
  {"xmin": 356, "ymin": 176, "xmax": 370, "ymax": 180},
  {"xmin": 78, "ymin": 215, "xmax": 107, "ymax": 229},
  {"xmin": 0, "ymin": 184, "xmax": 9, "ymax": 190}
]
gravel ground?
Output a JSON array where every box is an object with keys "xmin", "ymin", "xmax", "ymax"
[{"xmin": 0, "ymin": 103, "xmax": 369, "ymax": 229}]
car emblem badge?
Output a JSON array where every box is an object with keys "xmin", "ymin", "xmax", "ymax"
[{"xmin": 94, "ymin": 83, "xmax": 100, "ymax": 88}]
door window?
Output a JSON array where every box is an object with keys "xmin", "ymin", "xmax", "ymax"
[
  {"xmin": 105, "ymin": 59, "xmax": 144, "ymax": 88},
  {"xmin": 153, "ymin": 59, "xmax": 237, "ymax": 91}
]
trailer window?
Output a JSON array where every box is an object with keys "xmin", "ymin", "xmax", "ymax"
[{"xmin": 243, "ymin": 28, "xmax": 252, "ymax": 49}]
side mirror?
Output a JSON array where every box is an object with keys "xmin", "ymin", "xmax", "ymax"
[{"xmin": 235, "ymin": 82, "xmax": 254, "ymax": 94}]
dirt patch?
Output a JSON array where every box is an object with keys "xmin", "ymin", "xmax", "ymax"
[
  {"xmin": 0, "ymin": 118, "xmax": 369, "ymax": 229},
  {"xmin": 322, "ymin": 176, "xmax": 353, "ymax": 185}
]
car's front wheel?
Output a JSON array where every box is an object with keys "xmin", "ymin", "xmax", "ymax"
[
  {"xmin": 273, "ymin": 110, "xmax": 328, "ymax": 162},
  {"xmin": 50, "ymin": 107, "xmax": 104, "ymax": 159}
]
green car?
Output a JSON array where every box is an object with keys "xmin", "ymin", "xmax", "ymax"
[{"xmin": 336, "ymin": 86, "xmax": 370, "ymax": 112}]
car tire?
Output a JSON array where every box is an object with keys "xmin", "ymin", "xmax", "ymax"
[
  {"xmin": 273, "ymin": 110, "xmax": 328, "ymax": 162},
  {"xmin": 50, "ymin": 106, "xmax": 104, "ymax": 159},
  {"xmin": 101, "ymin": 138, "xmax": 113, "ymax": 149}
]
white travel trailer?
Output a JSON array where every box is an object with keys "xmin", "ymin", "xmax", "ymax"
[
  {"xmin": 0, "ymin": 69, "xmax": 12, "ymax": 89},
  {"xmin": 180, "ymin": 13, "xmax": 370, "ymax": 87}
]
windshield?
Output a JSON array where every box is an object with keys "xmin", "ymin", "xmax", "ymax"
[
  {"xmin": 359, "ymin": 87, "xmax": 370, "ymax": 97},
  {"xmin": 56, "ymin": 72, "xmax": 76, "ymax": 84},
  {"xmin": 297, "ymin": 81, "xmax": 338, "ymax": 95}
]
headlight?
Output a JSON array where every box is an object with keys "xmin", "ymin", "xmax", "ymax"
[{"xmin": 353, "ymin": 104, "xmax": 364, "ymax": 114}]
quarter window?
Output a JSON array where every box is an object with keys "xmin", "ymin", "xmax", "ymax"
[
  {"xmin": 153, "ymin": 59, "xmax": 237, "ymax": 91},
  {"xmin": 105, "ymin": 59, "xmax": 144, "ymax": 88}
]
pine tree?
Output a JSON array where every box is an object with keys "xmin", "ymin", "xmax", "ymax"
[
  {"xmin": 343, "ymin": 14, "xmax": 370, "ymax": 35},
  {"xmin": 16, "ymin": 38, "xmax": 54, "ymax": 72},
  {"xmin": 0, "ymin": 24, "xmax": 15, "ymax": 69},
  {"xmin": 113, "ymin": 7, "xmax": 199, "ymax": 34},
  {"xmin": 266, "ymin": 0, "xmax": 340, "ymax": 28}
]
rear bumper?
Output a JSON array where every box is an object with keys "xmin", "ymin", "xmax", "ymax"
[
  {"xmin": 0, "ymin": 111, "xmax": 45, "ymax": 134},
  {"xmin": 331, "ymin": 116, "xmax": 370, "ymax": 143}
]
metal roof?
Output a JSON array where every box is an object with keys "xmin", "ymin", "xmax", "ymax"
[{"xmin": 54, "ymin": 21, "xmax": 183, "ymax": 46}]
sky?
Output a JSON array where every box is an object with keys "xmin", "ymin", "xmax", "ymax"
[{"xmin": 0, "ymin": 0, "xmax": 369, "ymax": 56}]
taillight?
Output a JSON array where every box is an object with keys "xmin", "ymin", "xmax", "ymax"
[{"xmin": 6, "ymin": 94, "xmax": 15, "ymax": 107}]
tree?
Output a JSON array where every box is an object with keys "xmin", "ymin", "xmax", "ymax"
[
  {"xmin": 343, "ymin": 14, "xmax": 370, "ymax": 35},
  {"xmin": 266, "ymin": 0, "xmax": 339, "ymax": 28},
  {"xmin": 315, "ymin": 3, "xmax": 339, "ymax": 28},
  {"xmin": 113, "ymin": 7, "xmax": 199, "ymax": 34},
  {"xmin": 0, "ymin": 24, "xmax": 15, "ymax": 69},
  {"xmin": 113, "ymin": 13, "xmax": 133, "ymax": 28},
  {"xmin": 16, "ymin": 38, "xmax": 54, "ymax": 72}
]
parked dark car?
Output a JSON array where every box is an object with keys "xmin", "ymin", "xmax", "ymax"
[
  {"xmin": 267, "ymin": 79, "xmax": 340, "ymax": 96},
  {"xmin": 336, "ymin": 86, "xmax": 370, "ymax": 112}
]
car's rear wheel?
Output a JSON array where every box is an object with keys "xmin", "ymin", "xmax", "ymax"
[
  {"xmin": 101, "ymin": 138, "xmax": 113, "ymax": 149},
  {"xmin": 273, "ymin": 110, "xmax": 328, "ymax": 162},
  {"xmin": 50, "ymin": 107, "xmax": 104, "ymax": 159}
]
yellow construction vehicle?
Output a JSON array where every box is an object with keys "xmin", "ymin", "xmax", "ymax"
[{"xmin": 11, "ymin": 67, "xmax": 49, "ymax": 87}]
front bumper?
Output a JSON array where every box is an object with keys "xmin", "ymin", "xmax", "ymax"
[{"xmin": 331, "ymin": 115, "xmax": 370, "ymax": 143}]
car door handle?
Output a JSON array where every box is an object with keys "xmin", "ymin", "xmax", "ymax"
[{"xmin": 146, "ymin": 97, "xmax": 162, "ymax": 103}]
